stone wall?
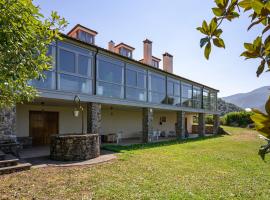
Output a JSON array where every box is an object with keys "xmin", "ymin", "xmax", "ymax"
[
  {"xmin": 0, "ymin": 107, "xmax": 16, "ymax": 142},
  {"xmin": 192, "ymin": 125, "xmax": 214, "ymax": 134},
  {"xmin": 50, "ymin": 134, "xmax": 100, "ymax": 161}
]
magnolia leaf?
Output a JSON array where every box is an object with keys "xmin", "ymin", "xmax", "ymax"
[
  {"xmin": 266, "ymin": 1, "xmax": 270, "ymax": 12},
  {"xmin": 212, "ymin": 7, "xmax": 224, "ymax": 16},
  {"xmin": 204, "ymin": 42, "xmax": 212, "ymax": 60},
  {"xmin": 251, "ymin": 109, "xmax": 270, "ymax": 139},
  {"xmin": 202, "ymin": 20, "xmax": 209, "ymax": 33},
  {"xmin": 200, "ymin": 37, "xmax": 210, "ymax": 48},
  {"xmin": 213, "ymin": 38, "xmax": 225, "ymax": 48},
  {"xmin": 244, "ymin": 43, "xmax": 254, "ymax": 51},
  {"xmin": 213, "ymin": 29, "xmax": 223, "ymax": 37},
  {"xmin": 210, "ymin": 18, "xmax": 218, "ymax": 34},
  {"xmin": 257, "ymin": 60, "xmax": 266, "ymax": 77},
  {"xmin": 251, "ymin": 0, "xmax": 264, "ymax": 14},
  {"xmin": 262, "ymin": 25, "xmax": 270, "ymax": 35}
]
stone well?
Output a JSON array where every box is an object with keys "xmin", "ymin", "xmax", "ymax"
[{"xmin": 50, "ymin": 134, "xmax": 100, "ymax": 161}]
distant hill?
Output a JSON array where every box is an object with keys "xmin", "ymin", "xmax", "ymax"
[
  {"xmin": 222, "ymin": 86, "xmax": 270, "ymax": 112},
  {"xmin": 217, "ymin": 98, "xmax": 244, "ymax": 116}
]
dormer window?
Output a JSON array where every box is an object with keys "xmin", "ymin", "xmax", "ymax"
[
  {"xmin": 152, "ymin": 56, "xmax": 161, "ymax": 68},
  {"xmin": 152, "ymin": 60, "xmax": 159, "ymax": 68},
  {"xmin": 67, "ymin": 24, "xmax": 98, "ymax": 45},
  {"xmin": 120, "ymin": 47, "xmax": 132, "ymax": 58},
  {"xmin": 114, "ymin": 43, "xmax": 135, "ymax": 58},
  {"xmin": 78, "ymin": 30, "xmax": 94, "ymax": 44}
]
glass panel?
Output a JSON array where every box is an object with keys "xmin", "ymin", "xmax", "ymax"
[
  {"xmin": 98, "ymin": 60, "xmax": 123, "ymax": 84},
  {"xmin": 203, "ymin": 89, "xmax": 210, "ymax": 110},
  {"xmin": 126, "ymin": 69, "xmax": 137, "ymax": 87},
  {"xmin": 174, "ymin": 83, "xmax": 180, "ymax": 96},
  {"xmin": 59, "ymin": 49, "xmax": 76, "ymax": 73},
  {"xmin": 210, "ymin": 92, "xmax": 217, "ymax": 111},
  {"xmin": 78, "ymin": 55, "xmax": 91, "ymax": 77},
  {"xmin": 137, "ymin": 73, "xmax": 146, "ymax": 89},
  {"xmin": 167, "ymin": 96, "xmax": 181, "ymax": 106},
  {"xmin": 126, "ymin": 87, "xmax": 146, "ymax": 101},
  {"xmin": 30, "ymin": 71, "xmax": 55, "ymax": 90},
  {"xmin": 182, "ymin": 83, "xmax": 192, "ymax": 98},
  {"xmin": 59, "ymin": 74, "xmax": 91, "ymax": 94},
  {"xmin": 97, "ymin": 81, "xmax": 123, "ymax": 98},
  {"xmin": 149, "ymin": 73, "xmax": 165, "ymax": 93},
  {"xmin": 58, "ymin": 41, "xmax": 90, "ymax": 55},
  {"xmin": 182, "ymin": 98, "xmax": 193, "ymax": 107},
  {"xmin": 167, "ymin": 81, "xmax": 174, "ymax": 95},
  {"xmin": 149, "ymin": 92, "xmax": 166, "ymax": 104}
]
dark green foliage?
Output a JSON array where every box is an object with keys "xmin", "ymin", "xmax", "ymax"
[
  {"xmin": 0, "ymin": 0, "xmax": 67, "ymax": 107},
  {"xmin": 222, "ymin": 111, "xmax": 254, "ymax": 127}
]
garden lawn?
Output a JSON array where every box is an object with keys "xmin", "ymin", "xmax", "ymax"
[{"xmin": 1, "ymin": 127, "xmax": 270, "ymax": 200}]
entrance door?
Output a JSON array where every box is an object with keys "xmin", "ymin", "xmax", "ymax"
[{"xmin": 29, "ymin": 111, "xmax": 59, "ymax": 146}]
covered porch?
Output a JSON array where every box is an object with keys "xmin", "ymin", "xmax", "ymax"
[{"xmin": 14, "ymin": 97, "xmax": 220, "ymax": 148}]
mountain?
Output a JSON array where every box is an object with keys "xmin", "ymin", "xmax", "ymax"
[
  {"xmin": 222, "ymin": 86, "xmax": 270, "ymax": 112},
  {"xmin": 217, "ymin": 98, "xmax": 244, "ymax": 116}
]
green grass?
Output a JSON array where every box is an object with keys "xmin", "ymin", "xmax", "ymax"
[{"xmin": 1, "ymin": 126, "xmax": 270, "ymax": 199}]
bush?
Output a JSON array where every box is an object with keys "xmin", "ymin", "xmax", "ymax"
[
  {"xmin": 221, "ymin": 111, "xmax": 254, "ymax": 127},
  {"xmin": 206, "ymin": 115, "xmax": 214, "ymax": 124}
]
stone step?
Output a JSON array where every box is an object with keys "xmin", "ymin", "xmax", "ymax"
[
  {"xmin": 0, "ymin": 163, "xmax": 32, "ymax": 175},
  {"xmin": 0, "ymin": 150, "xmax": 5, "ymax": 161},
  {"xmin": 0, "ymin": 155, "xmax": 19, "ymax": 168}
]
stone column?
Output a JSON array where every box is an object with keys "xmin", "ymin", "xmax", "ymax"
[
  {"xmin": 198, "ymin": 113, "xmax": 206, "ymax": 137},
  {"xmin": 176, "ymin": 111, "xmax": 185, "ymax": 139},
  {"xmin": 0, "ymin": 107, "xmax": 16, "ymax": 138},
  {"xmin": 213, "ymin": 114, "xmax": 220, "ymax": 135},
  {"xmin": 87, "ymin": 103, "xmax": 101, "ymax": 135},
  {"xmin": 142, "ymin": 108, "xmax": 153, "ymax": 143}
]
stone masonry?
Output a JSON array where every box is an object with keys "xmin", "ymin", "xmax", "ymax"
[
  {"xmin": 142, "ymin": 108, "xmax": 153, "ymax": 143},
  {"xmin": 176, "ymin": 111, "xmax": 185, "ymax": 139},
  {"xmin": 213, "ymin": 114, "xmax": 220, "ymax": 135},
  {"xmin": 50, "ymin": 134, "xmax": 100, "ymax": 161},
  {"xmin": 198, "ymin": 113, "xmax": 206, "ymax": 137},
  {"xmin": 0, "ymin": 107, "xmax": 16, "ymax": 142},
  {"xmin": 87, "ymin": 102, "xmax": 101, "ymax": 134}
]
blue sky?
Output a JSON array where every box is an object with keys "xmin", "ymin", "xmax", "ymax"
[{"xmin": 35, "ymin": 0, "xmax": 270, "ymax": 97}]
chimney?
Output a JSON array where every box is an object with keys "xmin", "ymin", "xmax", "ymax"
[
  {"xmin": 108, "ymin": 40, "xmax": 115, "ymax": 52},
  {"xmin": 143, "ymin": 39, "xmax": 152, "ymax": 65},
  {"xmin": 163, "ymin": 52, "xmax": 173, "ymax": 73}
]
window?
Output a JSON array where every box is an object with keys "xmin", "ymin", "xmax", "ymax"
[
  {"xmin": 167, "ymin": 78, "xmax": 180, "ymax": 106},
  {"xmin": 193, "ymin": 86, "xmax": 202, "ymax": 109},
  {"xmin": 203, "ymin": 89, "xmax": 210, "ymax": 110},
  {"xmin": 58, "ymin": 41, "xmax": 93, "ymax": 94},
  {"xmin": 97, "ymin": 56, "xmax": 124, "ymax": 98},
  {"xmin": 210, "ymin": 92, "xmax": 217, "ymax": 111},
  {"xmin": 126, "ymin": 64, "xmax": 147, "ymax": 101},
  {"xmin": 148, "ymin": 72, "xmax": 166, "ymax": 104},
  {"xmin": 30, "ymin": 44, "xmax": 56, "ymax": 90},
  {"xmin": 152, "ymin": 60, "xmax": 159, "ymax": 68},
  {"xmin": 59, "ymin": 49, "xmax": 76, "ymax": 73},
  {"xmin": 78, "ymin": 30, "xmax": 94, "ymax": 44},
  {"xmin": 181, "ymin": 83, "xmax": 192, "ymax": 107},
  {"xmin": 120, "ymin": 47, "xmax": 132, "ymax": 58}
]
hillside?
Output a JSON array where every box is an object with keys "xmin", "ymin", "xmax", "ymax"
[
  {"xmin": 222, "ymin": 86, "xmax": 270, "ymax": 112},
  {"xmin": 217, "ymin": 98, "xmax": 244, "ymax": 116}
]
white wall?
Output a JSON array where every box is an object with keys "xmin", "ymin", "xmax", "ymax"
[
  {"xmin": 153, "ymin": 111, "xmax": 176, "ymax": 133},
  {"xmin": 101, "ymin": 108, "xmax": 142, "ymax": 138},
  {"xmin": 186, "ymin": 114, "xmax": 194, "ymax": 133},
  {"xmin": 16, "ymin": 104, "xmax": 87, "ymax": 137},
  {"xmin": 16, "ymin": 103, "xmax": 196, "ymax": 138}
]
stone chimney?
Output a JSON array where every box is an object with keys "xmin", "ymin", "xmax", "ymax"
[
  {"xmin": 163, "ymin": 53, "xmax": 173, "ymax": 73},
  {"xmin": 108, "ymin": 40, "xmax": 115, "ymax": 52},
  {"xmin": 143, "ymin": 39, "xmax": 152, "ymax": 65}
]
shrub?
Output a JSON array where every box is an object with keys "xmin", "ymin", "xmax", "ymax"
[
  {"xmin": 221, "ymin": 111, "xmax": 254, "ymax": 127},
  {"xmin": 206, "ymin": 115, "xmax": 214, "ymax": 124}
]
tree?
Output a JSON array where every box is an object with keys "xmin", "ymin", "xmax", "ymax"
[
  {"xmin": 197, "ymin": 0, "xmax": 270, "ymax": 159},
  {"xmin": 0, "ymin": 0, "xmax": 67, "ymax": 108}
]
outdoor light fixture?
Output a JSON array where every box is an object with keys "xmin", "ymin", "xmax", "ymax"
[{"xmin": 73, "ymin": 95, "xmax": 84, "ymax": 134}]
